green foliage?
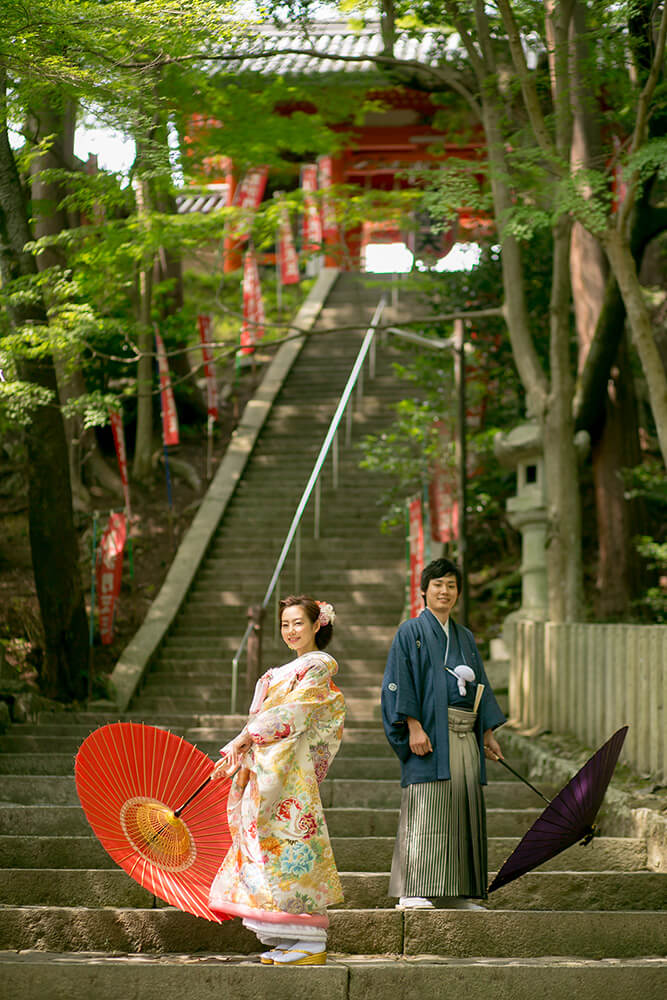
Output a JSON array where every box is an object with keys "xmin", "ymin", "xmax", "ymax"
[
  {"xmin": 416, "ymin": 160, "xmax": 493, "ymax": 226},
  {"xmin": 629, "ymin": 137, "xmax": 667, "ymax": 183},
  {"xmin": 0, "ymin": 380, "xmax": 55, "ymax": 429},
  {"xmin": 623, "ymin": 460, "xmax": 667, "ymax": 621},
  {"xmin": 635, "ymin": 536, "xmax": 667, "ymax": 622},
  {"xmin": 359, "ymin": 241, "xmax": 532, "ymax": 577}
]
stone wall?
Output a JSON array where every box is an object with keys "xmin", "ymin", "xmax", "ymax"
[{"xmin": 508, "ymin": 622, "xmax": 666, "ymax": 782}]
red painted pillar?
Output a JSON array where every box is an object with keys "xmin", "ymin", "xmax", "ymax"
[{"xmin": 222, "ymin": 158, "xmax": 243, "ymax": 273}]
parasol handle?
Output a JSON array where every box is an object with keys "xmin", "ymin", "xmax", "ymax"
[
  {"xmin": 174, "ymin": 775, "xmax": 212, "ymax": 818},
  {"xmin": 489, "ymin": 753, "xmax": 552, "ymax": 806}
]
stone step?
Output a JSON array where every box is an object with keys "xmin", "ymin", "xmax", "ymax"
[
  {"xmin": 336, "ymin": 871, "xmax": 665, "ymax": 912},
  {"xmin": 183, "ymin": 594, "xmax": 399, "ymax": 617},
  {"xmin": 3, "ymin": 724, "xmax": 531, "ymax": 767},
  {"xmin": 0, "ymin": 775, "xmax": 545, "ymax": 810},
  {"xmin": 140, "ymin": 673, "xmax": 383, "ymax": 694},
  {"xmin": 0, "ymin": 732, "xmax": 395, "ymax": 758},
  {"xmin": 159, "ymin": 626, "xmax": 398, "ymax": 647},
  {"xmin": 223, "ymin": 478, "xmax": 395, "ymax": 493},
  {"xmin": 149, "ymin": 659, "xmax": 387, "ymax": 679},
  {"xmin": 319, "ymin": 779, "xmax": 543, "ymax": 810},
  {"xmin": 172, "ymin": 611, "xmax": 400, "ymax": 628},
  {"xmin": 0, "ymin": 868, "xmax": 662, "ymax": 911},
  {"xmin": 0, "ymin": 806, "xmax": 542, "ymax": 840},
  {"xmin": 2, "ymin": 952, "xmax": 664, "ymax": 1000},
  {"xmin": 189, "ymin": 572, "xmax": 402, "ymax": 592},
  {"xmin": 0, "ymin": 907, "xmax": 663, "ymax": 960},
  {"xmin": 0, "ymin": 835, "xmax": 645, "ymax": 874},
  {"xmin": 21, "ymin": 716, "xmax": 402, "ymax": 736},
  {"xmin": 198, "ymin": 559, "xmax": 393, "ymax": 575},
  {"xmin": 206, "ymin": 522, "xmax": 396, "ymax": 539},
  {"xmin": 0, "ymin": 753, "xmax": 400, "ymax": 781},
  {"xmin": 127, "ymin": 696, "xmax": 383, "ymax": 720}
]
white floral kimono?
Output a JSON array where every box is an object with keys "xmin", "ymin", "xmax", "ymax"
[{"xmin": 208, "ymin": 650, "xmax": 345, "ymax": 935}]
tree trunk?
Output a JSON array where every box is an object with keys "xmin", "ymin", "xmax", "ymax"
[
  {"xmin": 603, "ymin": 228, "xmax": 667, "ymax": 466},
  {"xmin": 592, "ymin": 336, "xmax": 646, "ymax": 615},
  {"xmin": 573, "ymin": 226, "xmax": 646, "ymax": 615},
  {"xmin": 482, "ymin": 94, "xmax": 583, "ymax": 622},
  {"xmin": 0, "ymin": 79, "xmax": 88, "ymax": 701},
  {"xmin": 543, "ymin": 214, "xmax": 582, "ymax": 622},
  {"xmin": 28, "ymin": 102, "xmax": 122, "ymax": 505},
  {"xmin": 569, "ymin": 1, "xmax": 645, "ymax": 615}
]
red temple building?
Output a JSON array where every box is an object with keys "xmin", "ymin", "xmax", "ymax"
[{"xmin": 181, "ymin": 20, "xmax": 490, "ymax": 272}]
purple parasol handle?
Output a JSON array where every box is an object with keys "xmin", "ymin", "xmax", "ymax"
[{"xmin": 490, "ymin": 753, "xmax": 551, "ymax": 806}]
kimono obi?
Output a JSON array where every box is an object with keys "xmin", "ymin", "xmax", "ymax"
[
  {"xmin": 448, "ymin": 707, "xmax": 476, "ymax": 734},
  {"xmin": 447, "ymin": 706, "xmax": 477, "ymax": 739}
]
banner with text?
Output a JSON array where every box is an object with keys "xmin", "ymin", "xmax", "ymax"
[
  {"xmin": 407, "ymin": 495, "xmax": 425, "ymax": 618},
  {"xmin": 196, "ymin": 313, "xmax": 219, "ymax": 420},
  {"xmin": 234, "ymin": 165, "xmax": 269, "ymax": 242},
  {"xmin": 318, "ymin": 156, "xmax": 339, "ymax": 244},
  {"xmin": 108, "ymin": 407, "xmax": 131, "ymax": 518},
  {"xmin": 96, "ymin": 511, "xmax": 127, "ymax": 645},
  {"xmin": 429, "ymin": 421, "xmax": 458, "ymax": 544},
  {"xmin": 278, "ymin": 200, "xmax": 300, "ymax": 285},
  {"xmin": 155, "ymin": 331, "xmax": 180, "ymax": 446},
  {"xmin": 241, "ymin": 249, "xmax": 266, "ymax": 355},
  {"xmin": 301, "ymin": 163, "xmax": 322, "ymax": 253}
]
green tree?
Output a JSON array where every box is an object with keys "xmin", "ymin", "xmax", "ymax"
[
  {"xmin": 216, "ymin": 1, "xmax": 666, "ymax": 620},
  {"xmin": 0, "ymin": 0, "xmax": 241, "ymax": 696}
]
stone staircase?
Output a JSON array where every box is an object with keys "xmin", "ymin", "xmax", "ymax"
[
  {"xmin": 134, "ymin": 272, "xmax": 415, "ymax": 722},
  {"xmin": 1, "ymin": 273, "xmax": 665, "ymax": 997}
]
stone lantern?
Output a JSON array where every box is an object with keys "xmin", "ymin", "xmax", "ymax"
[{"xmin": 494, "ymin": 421, "xmax": 549, "ymax": 623}]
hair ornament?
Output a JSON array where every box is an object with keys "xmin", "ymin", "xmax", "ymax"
[{"xmin": 316, "ymin": 601, "xmax": 336, "ymax": 627}]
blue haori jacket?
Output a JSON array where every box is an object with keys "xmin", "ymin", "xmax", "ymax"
[{"xmin": 381, "ymin": 608, "xmax": 506, "ymax": 787}]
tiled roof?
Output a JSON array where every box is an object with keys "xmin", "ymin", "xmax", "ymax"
[
  {"xmin": 175, "ymin": 186, "xmax": 229, "ymax": 214},
  {"xmin": 220, "ymin": 19, "xmax": 445, "ymax": 77}
]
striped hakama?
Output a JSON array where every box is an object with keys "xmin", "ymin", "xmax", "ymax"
[{"xmin": 389, "ymin": 707, "xmax": 487, "ymax": 900}]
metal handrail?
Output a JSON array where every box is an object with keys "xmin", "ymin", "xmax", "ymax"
[{"xmin": 230, "ymin": 295, "xmax": 387, "ymax": 711}]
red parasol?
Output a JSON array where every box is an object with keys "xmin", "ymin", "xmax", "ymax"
[
  {"xmin": 75, "ymin": 722, "xmax": 232, "ymax": 922},
  {"xmin": 488, "ymin": 725, "xmax": 629, "ymax": 893}
]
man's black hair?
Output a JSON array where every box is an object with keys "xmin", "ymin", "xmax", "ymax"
[{"xmin": 420, "ymin": 558, "xmax": 462, "ymax": 603}]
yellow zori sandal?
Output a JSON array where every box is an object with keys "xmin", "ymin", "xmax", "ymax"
[{"xmin": 272, "ymin": 947, "xmax": 327, "ymax": 966}]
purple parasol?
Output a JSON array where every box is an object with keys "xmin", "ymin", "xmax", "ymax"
[{"xmin": 488, "ymin": 725, "xmax": 628, "ymax": 894}]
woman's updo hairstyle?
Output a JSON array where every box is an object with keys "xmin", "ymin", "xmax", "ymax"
[{"xmin": 279, "ymin": 594, "xmax": 334, "ymax": 649}]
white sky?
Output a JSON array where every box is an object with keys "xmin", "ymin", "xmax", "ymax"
[
  {"xmin": 74, "ymin": 123, "xmax": 136, "ymax": 175},
  {"xmin": 365, "ymin": 241, "xmax": 482, "ymax": 274}
]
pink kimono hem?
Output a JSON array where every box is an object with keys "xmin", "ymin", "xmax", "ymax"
[{"xmin": 210, "ymin": 899, "xmax": 329, "ymax": 928}]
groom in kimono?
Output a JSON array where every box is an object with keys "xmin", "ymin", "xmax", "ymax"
[{"xmin": 381, "ymin": 557, "xmax": 505, "ymax": 909}]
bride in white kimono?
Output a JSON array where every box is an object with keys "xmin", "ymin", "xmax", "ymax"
[{"xmin": 209, "ymin": 595, "xmax": 345, "ymax": 965}]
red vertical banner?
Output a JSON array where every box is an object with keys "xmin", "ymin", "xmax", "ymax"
[
  {"xmin": 154, "ymin": 331, "xmax": 180, "ymax": 446},
  {"xmin": 301, "ymin": 163, "xmax": 322, "ymax": 253},
  {"xmin": 196, "ymin": 313, "xmax": 218, "ymax": 420},
  {"xmin": 96, "ymin": 512, "xmax": 127, "ymax": 645},
  {"xmin": 234, "ymin": 165, "xmax": 269, "ymax": 242},
  {"xmin": 408, "ymin": 495, "xmax": 425, "ymax": 618},
  {"xmin": 108, "ymin": 407, "xmax": 131, "ymax": 518},
  {"xmin": 278, "ymin": 200, "xmax": 300, "ymax": 285},
  {"xmin": 429, "ymin": 421, "xmax": 459, "ymax": 544},
  {"xmin": 241, "ymin": 250, "xmax": 265, "ymax": 355},
  {"xmin": 429, "ymin": 469, "xmax": 459, "ymax": 543},
  {"xmin": 318, "ymin": 155, "xmax": 339, "ymax": 244}
]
